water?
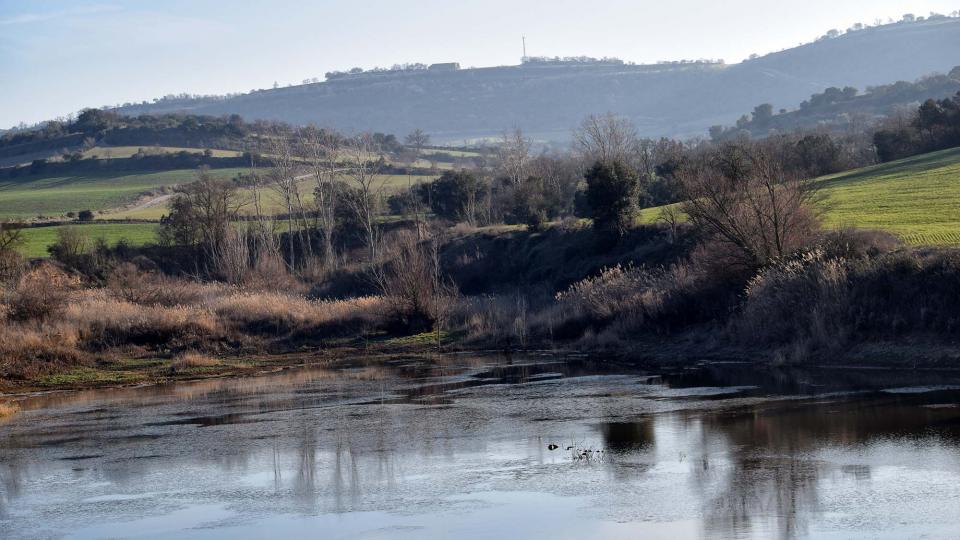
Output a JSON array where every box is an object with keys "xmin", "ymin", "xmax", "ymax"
[{"xmin": 2, "ymin": 354, "xmax": 960, "ymax": 539}]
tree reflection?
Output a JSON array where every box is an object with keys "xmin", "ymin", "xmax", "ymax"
[{"xmin": 686, "ymin": 394, "xmax": 960, "ymax": 540}]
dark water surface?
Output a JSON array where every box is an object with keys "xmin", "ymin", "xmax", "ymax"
[{"xmin": 2, "ymin": 354, "xmax": 960, "ymax": 539}]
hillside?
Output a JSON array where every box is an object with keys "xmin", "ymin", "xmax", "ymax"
[
  {"xmin": 641, "ymin": 147, "xmax": 960, "ymax": 246},
  {"xmin": 114, "ymin": 18, "xmax": 960, "ymax": 141}
]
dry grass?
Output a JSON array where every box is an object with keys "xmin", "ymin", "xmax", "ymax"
[
  {"xmin": 210, "ymin": 291, "xmax": 385, "ymax": 334},
  {"xmin": 64, "ymin": 291, "xmax": 221, "ymax": 349},
  {"xmin": 0, "ymin": 322, "xmax": 88, "ymax": 379},
  {"xmin": 169, "ymin": 352, "xmax": 221, "ymax": 373}
]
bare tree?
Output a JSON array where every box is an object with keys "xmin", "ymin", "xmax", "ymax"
[
  {"xmin": 243, "ymin": 149, "xmax": 282, "ymax": 267},
  {"xmin": 678, "ymin": 144, "xmax": 820, "ymax": 269},
  {"xmin": 0, "ymin": 221, "xmax": 25, "ymax": 252},
  {"xmin": 497, "ymin": 128, "xmax": 531, "ymax": 185},
  {"xmin": 0, "ymin": 221, "xmax": 25, "ymax": 281},
  {"xmin": 404, "ymin": 129, "xmax": 431, "ymax": 238},
  {"xmin": 372, "ymin": 230, "xmax": 458, "ymax": 347},
  {"xmin": 574, "ymin": 113, "xmax": 639, "ymax": 166},
  {"xmin": 342, "ymin": 133, "xmax": 387, "ymax": 260},
  {"xmin": 160, "ymin": 168, "xmax": 247, "ymax": 273},
  {"xmin": 299, "ymin": 126, "xmax": 343, "ymax": 269},
  {"xmin": 264, "ymin": 130, "xmax": 312, "ymax": 270}
]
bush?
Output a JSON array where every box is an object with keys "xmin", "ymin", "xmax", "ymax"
[
  {"xmin": 77, "ymin": 210, "xmax": 95, "ymax": 221},
  {"xmin": 5, "ymin": 264, "xmax": 78, "ymax": 322},
  {"xmin": 372, "ymin": 232, "xmax": 458, "ymax": 334},
  {"xmin": 554, "ymin": 260, "xmax": 729, "ymax": 338},
  {"xmin": 732, "ymin": 249, "xmax": 960, "ymax": 358},
  {"xmin": 106, "ymin": 263, "xmax": 208, "ymax": 306},
  {"xmin": 0, "ymin": 324, "xmax": 87, "ymax": 380}
]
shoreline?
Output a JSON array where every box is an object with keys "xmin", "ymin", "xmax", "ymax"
[{"xmin": 3, "ymin": 339, "xmax": 959, "ymax": 401}]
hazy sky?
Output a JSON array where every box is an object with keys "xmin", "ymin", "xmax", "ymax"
[{"xmin": 2, "ymin": 0, "xmax": 958, "ymax": 127}]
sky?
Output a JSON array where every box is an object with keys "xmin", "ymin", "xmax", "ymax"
[{"xmin": 1, "ymin": 0, "xmax": 959, "ymax": 128}]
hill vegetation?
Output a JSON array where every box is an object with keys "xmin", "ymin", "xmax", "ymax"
[
  {"xmin": 103, "ymin": 17, "xmax": 960, "ymax": 141},
  {"xmin": 711, "ymin": 67, "xmax": 960, "ymax": 139}
]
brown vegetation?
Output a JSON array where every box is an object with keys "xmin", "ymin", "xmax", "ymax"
[{"xmin": 0, "ymin": 401, "xmax": 19, "ymax": 420}]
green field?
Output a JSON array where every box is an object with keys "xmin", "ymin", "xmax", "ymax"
[
  {"xmin": 0, "ymin": 168, "xmax": 250, "ymax": 220},
  {"xmin": 81, "ymin": 146, "xmax": 242, "ymax": 159},
  {"xmin": 109, "ymin": 173, "xmax": 438, "ymax": 220},
  {"xmin": 639, "ymin": 147, "xmax": 960, "ymax": 246},
  {"xmin": 18, "ymin": 224, "xmax": 160, "ymax": 258}
]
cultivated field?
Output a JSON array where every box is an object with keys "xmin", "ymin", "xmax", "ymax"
[
  {"xmin": 0, "ymin": 168, "xmax": 249, "ymax": 220},
  {"xmin": 81, "ymin": 146, "xmax": 243, "ymax": 159}
]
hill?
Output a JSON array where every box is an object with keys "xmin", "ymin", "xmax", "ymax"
[
  {"xmin": 713, "ymin": 69, "xmax": 960, "ymax": 139},
  {"xmin": 640, "ymin": 147, "xmax": 960, "ymax": 246},
  {"xmin": 113, "ymin": 18, "xmax": 960, "ymax": 141}
]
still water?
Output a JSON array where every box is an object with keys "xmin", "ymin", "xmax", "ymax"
[{"xmin": 2, "ymin": 354, "xmax": 960, "ymax": 539}]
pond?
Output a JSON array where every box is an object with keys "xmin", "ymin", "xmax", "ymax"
[{"xmin": 2, "ymin": 354, "xmax": 960, "ymax": 539}]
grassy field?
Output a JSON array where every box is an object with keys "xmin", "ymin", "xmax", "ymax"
[
  {"xmin": 81, "ymin": 146, "xmax": 242, "ymax": 159},
  {"xmin": 17, "ymin": 223, "xmax": 160, "ymax": 258},
  {"xmin": 109, "ymin": 173, "xmax": 438, "ymax": 220},
  {"xmin": 0, "ymin": 168, "xmax": 249, "ymax": 220},
  {"xmin": 639, "ymin": 147, "xmax": 960, "ymax": 246}
]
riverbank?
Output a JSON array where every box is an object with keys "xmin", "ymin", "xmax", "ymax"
[{"xmin": 3, "ymin": 333, "xmax": 959, "ymax": 402}]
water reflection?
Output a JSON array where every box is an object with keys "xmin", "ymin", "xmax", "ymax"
[{"xmin": 2, "ymin": 356, "xmax": 960, "ymax": 539}]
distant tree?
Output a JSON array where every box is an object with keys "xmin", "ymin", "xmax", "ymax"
[
  {"xmin": 574, "ymin": 113, "xmax": 638, "ymax": 165},
  {"xmin": 403, "ymin": 129, "xmax": 431, "ymax": 236},
  {"xmin": 497, "ymin": 129, "xmax": 531, "ymax": 185},
  {"xmin": 404, "ymin": 129, "xmax": 430, "ymax": 155},
  {"xmin": 584, "ymin": 160, "xmax": 639, "ymax": 238},
  {"xmin": 159, "ymin": 168, "xmax": 245, "ymax": 263},
  {"xmin": 0, "ymin": 221, "xmax": 24, "ymax": 253},
  {"xmin": 425, "ymin": 170, "xmax": 485, "ymax": 224},
  {"xmin": 299, "ymin": 126, "xmax": 343, "ymax": 269},
  {"xmin": 77, "ymin": 209, "xmax": 95, "ymax": 222},
  {"xmin": 795, "ymin": 134, "xmax": 843, "ymax": 176},
  {"xmin": 47, "ymin": 227, "xmax": 91, "ymax": 270},
  {"xmin": 0, "ymin": 221, "xmax": 24, "ymax": 282},
  {"xmin": 708, "ymin": 125, "xmax": 725, "ymax": 142},
  {"xmin": 342, "ymin": 133, "xmax": 388, "ymax": 259},
  {"xmin": 752, "ymin": 104, "xmax": 774, "ymax": 126}
]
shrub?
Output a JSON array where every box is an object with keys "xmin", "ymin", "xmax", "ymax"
[
  {"xmin": 455, "ymin": 294, "xmax": 532, "ymax": 348},
  {"xmin": 106, "ymin": 263, "xmax": 211, "ymax": 306},
  {"xmin": 64, "ymin": 293, "xmax": 220, "ymax": 350},
  {"xmin": 5, "ymin": 264, "xmax": 78, "ymax": 322},
  {"xmin": 372, "ymin": 232, "xmax": 458, "ymax": 334},
  {"xmin": 732, "ymin": 249, "xmax": 960, "ymax": 358},
  {"xmin": 0, "ymin": 323, "xmax": 88, "ymax": 379}
]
